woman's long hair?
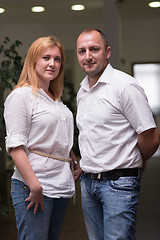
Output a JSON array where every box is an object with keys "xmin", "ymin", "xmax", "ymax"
[{"xmin": 16, "ymin": 36, "xmax": 65, "ymax": 100}]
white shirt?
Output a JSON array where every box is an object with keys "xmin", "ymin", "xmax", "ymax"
[
  {"xmin": 76, "ymin": 64, "xmax": 156, "ymax": 173},
  {"xmin": 4, "ymin": 86, "xmax": 75, "ymax": 198}
]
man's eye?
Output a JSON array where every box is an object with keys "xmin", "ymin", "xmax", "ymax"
[
  {"xmin": 91, "ymin": 47, "xmax": 99, "ymax": 52},
  {"xmin": 78, "ymin": 49, "xmax": 85, "ymax": 54}
]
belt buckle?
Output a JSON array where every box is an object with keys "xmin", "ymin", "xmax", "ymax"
[
  {"xmin": 91, "ymin": 173, "xmax": 102, "ymax": 180},
  {"xmin": 97, "ymin": 173, "xmax": 101, "ymax": 179}
]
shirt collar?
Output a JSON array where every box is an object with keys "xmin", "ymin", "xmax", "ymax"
[
  {"xmin": 38, "ymin": 88, "xmax": 60, "ymax": 103},
  {"xmin": 80, "ymin": 63, "xmax": 114, "ymax": 91}
]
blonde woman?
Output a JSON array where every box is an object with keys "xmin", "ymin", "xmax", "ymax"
[{"xmin": 4, "ymin": 36, "xmax": 77, "ymax": 240}]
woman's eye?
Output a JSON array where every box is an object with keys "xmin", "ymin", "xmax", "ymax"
[
  {"xmin": 43, "ymin": 56, "xmax": 49, "ymax": 60},
  {"xmin": 55, "ymin": 57, "xmax": 61, "ymax": 62}
]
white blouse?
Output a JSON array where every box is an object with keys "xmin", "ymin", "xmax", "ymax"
[{"xmin": 4, "ymin": 86, "xmax": 75, "ymax": 198}]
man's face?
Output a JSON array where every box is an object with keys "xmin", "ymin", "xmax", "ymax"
[{"xmin": 77, "ymin": 30, "xmax": 111, "ymax": 78}]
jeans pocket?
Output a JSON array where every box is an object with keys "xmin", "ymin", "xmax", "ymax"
[
  {"xmin": 80, "ymin": 171, "xmax": 85, "ymax": 181},
  {"xmin": 11, "ymin": 179, "xmax": 30, "ymax": 206},
  {"xmin": 109, "ymin": 176, "xmax": 140, "ymax": 192}
]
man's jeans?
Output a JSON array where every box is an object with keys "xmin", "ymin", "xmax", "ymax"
[
  {"xmin": 80, "ymin": 171, "xmax": 141, "ymax": 240},
  {"xmin": 11, "ymin": 178, "xmax": 69, "ymax": 240}
]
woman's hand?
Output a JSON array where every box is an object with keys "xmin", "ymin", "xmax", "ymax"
[
  {"xmin": 25, "ymin": 183, "xmax": 44, "ymax": 214},
  {"xmin": 9, "ymin": 146, "xmax": 45, "ymax": 214},
  {"xmin": 70, "ymin": 149, "xmax": 82, "ymax": 180},
  {"xmin": 74, "ymin": 163, "xmax": 82, "ymax": 181}
]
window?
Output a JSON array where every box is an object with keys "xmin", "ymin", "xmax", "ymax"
[{"xmin": 133, "ymin": 62, "xmax": 160, "ymax": 115}]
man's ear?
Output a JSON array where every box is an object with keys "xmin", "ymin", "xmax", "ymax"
[{"xmin": 106, "ymin": 46, "xmax": 111, "ymax": 59}]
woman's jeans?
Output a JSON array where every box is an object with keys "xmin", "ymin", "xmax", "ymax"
[
  {"xmin": 80, "ymin": 171, "xmax": 141, "ymax": 240},
  {"xmin": 11, "ymin": 178, "xmax": 69, "ymax": 240}
]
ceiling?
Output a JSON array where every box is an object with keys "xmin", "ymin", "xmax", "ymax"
[
  {"xmin": 0, "ymin": 0, "xmax": 159, "ymax": 24},
  {"xmin": 0, "ymin": 0, "xmax": 103, "ymax": 24}
]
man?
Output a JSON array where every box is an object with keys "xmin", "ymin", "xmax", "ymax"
[{"xmin": 75, "ymin": 28, "xmax": 159, "ymax": 240}]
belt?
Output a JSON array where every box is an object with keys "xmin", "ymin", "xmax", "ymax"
[
  {"xmin": 28, "ymin": 149, "xmax": 72, "ymax": 162},
  {"xmin": 84, "ymin": 168, "xmax": 140, "ymax": 180}
]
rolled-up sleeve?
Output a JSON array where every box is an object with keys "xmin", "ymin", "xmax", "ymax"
[{"xmin": 4, "ymin": 88, "xmax": 32, "ymax": 154}]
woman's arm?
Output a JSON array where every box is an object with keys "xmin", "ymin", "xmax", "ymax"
[
  {"xmin": 70, "ymin": 149, "xmax": 82, "ymax": 181},
  {"xmin": 9, "ymin": 146, "xmax": 44, "ymax": 214}
]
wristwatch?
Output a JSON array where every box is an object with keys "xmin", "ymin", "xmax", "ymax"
[{"xmin": 73, "ymin": 160, "xmax": 79, "ymax": 166}]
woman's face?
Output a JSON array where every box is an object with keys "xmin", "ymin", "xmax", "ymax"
[{"xmin": 35, "ymin": 46, "xmax": 62, "ymax": 89}]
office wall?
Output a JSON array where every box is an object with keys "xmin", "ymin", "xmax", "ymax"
[
  {"xmin": 0, "ymin": 20, "xmax": 103, "ymax": 92},
  {"xmin": 121, "ymin": 17, "xmax": 160, "ymax": 74},
  {"xmin": 0, "ymin": 5, "xmax": 159, "ymax": 90}
]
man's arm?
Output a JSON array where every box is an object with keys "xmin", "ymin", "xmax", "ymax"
[{"xmin": 138, "ymin": 128, "xmax": 159, "ymax": 162}]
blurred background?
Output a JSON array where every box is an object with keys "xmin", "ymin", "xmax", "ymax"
[{"xmin": 0, "ymin": 0, "xmax": 160, "ymax": 239}]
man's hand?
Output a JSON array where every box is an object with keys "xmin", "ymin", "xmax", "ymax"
[{"xmin": 141, "ymin": 161, "xmax": 147, "ymax": 173}]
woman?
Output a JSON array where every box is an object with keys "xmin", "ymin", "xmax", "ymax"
[{"xmin": 4, "ymin": 36, "xmax": 76, "ymax": 240}]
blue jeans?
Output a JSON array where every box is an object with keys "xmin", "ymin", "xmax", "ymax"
[
  {"xmin": 80, "ymin": 171, "xmax": 141, "ymax": 240},
  {"xmin": 11, "ymin": 179, "xmax": 69, "ymax": 240}
]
